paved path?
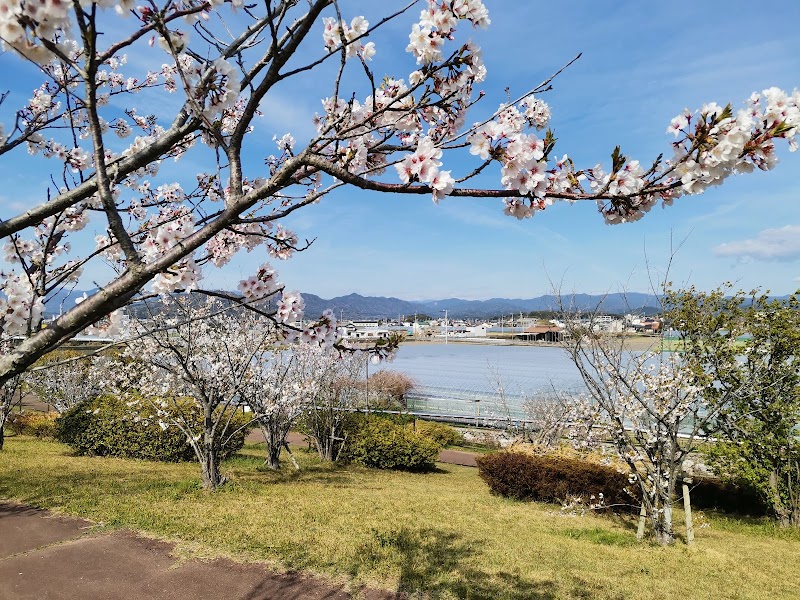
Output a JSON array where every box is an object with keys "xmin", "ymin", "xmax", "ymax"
[
  {"xmin": 247, "ymin": 431, "xmax": 481, "ymax": 468},
  {"xmin": 0, "ymin": 503, "xmax": 400, "ymax": 600}
]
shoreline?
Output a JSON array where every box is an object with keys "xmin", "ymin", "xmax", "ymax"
[{"xmin": 400, "ymin": 335, "xmax": 664, "ymax": 351}]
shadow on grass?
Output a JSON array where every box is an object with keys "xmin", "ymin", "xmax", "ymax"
[{"xmin": 349, "ymin": 527, "xmax": 558, "ymax": 599}]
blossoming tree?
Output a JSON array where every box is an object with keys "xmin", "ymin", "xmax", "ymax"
[
  {"xmin": 292, "ymin": 344, "xmax": 365, "ymax": 462},
  {"xmin": 105, "ymin": 296, "xmax": 274, "ymax": 488},
  {"xmin": 560, "ymin": 315, "xmax": 721, "ymax": 546},
  {"xmin": 243, "ymin": 347, "xmax": 315, "ymax": 471},
  {"xmin": 24, "ymin": 350, "xmax": 98, "ymax": 413},
  {"xmin": 1, "ymin": 0, "xmax": 798, "ymax": 389}
]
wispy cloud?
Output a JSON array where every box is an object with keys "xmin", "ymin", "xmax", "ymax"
[{"xmin": 713, "ymin": 225, "xmax": 800, "ymax": 262}]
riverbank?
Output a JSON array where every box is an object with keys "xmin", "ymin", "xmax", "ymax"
[{"xmin": 400, "ymin": 334, "xmax": 665, "ymax": 351}]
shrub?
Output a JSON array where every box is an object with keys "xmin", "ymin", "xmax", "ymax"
[
  {"xmin": 340, "ymin": 414, "xmax": 442, "ymax": 471},
  {"xmin": 364, "ymin": 371, "xmax": 416, "ymax": 408},
  {"xmin": 412, "ymin": 420, "xmax": 462, "ymax": 448},
  {"xmin": 476, "ymin": 451, "xmax": 639, "ymax": 509},
  {"xmin": 55, "ymin": 395, "xmax": 250, "ymax": 462},
  {"xmin": 7, "ymin": 411, "xmax": 58, "ymax": 439}
]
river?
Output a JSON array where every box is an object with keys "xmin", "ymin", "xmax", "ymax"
[{"xmin": 375, "ymin": 342, "xmax": 587, "ymax": 419}]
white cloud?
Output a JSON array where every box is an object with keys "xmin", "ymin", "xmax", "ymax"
[{"xmin": 713, "ymin": 225, "xmax": 800, "ymax": 261}]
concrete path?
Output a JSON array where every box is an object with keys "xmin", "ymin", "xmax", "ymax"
[{"xmin": 0, "ymin": 503, "xmax": 400, "ymax": 599}]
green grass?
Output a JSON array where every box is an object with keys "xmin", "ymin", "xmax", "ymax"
[{"xmin": 2, "ymin": 437, "xmax": 800, "ymax": 599}]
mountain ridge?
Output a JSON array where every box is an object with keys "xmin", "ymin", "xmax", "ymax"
[{"xmin": 44, "ymin": 288, "xmax": 663, "ymax": 319}]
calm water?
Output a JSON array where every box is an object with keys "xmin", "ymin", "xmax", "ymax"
[{"xmin": 376, "ymin": 343, "xmax": 587, "ymax": 418}]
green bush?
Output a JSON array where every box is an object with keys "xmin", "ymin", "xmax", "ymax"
[
  {"xmin": 55, "ymin": 395, "xmax": 250, "ymax": 462},
  {"xmin": 340, "ymin": 414, "xmax": 442, "ymax": 471},
  {"xmin": 476, "ymin": 451, "xmax": 639, "ymax": 509},
  {"xmin": 7, "ymin": 411, "xmax": 58, "ymax": 439},
  {"xmin": 411, "ymin": 420, "xmax": 462, "ymax": 448}
]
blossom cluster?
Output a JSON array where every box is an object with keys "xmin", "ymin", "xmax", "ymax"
[
  {"xmin": 669, "ymin": 88, "xmax": 799, "ymax": 193},
  {"xmin": 237, "ymin": 263, "xmax": 281, "ymax": 301},
  {"xmin": 276, "ymin": 290, "xmax": 304, "ymax": 324},
  {"xmin": 140, "ymin": 203, "xmax": 201, "ymax": 295},
  {"xmin": 407, "ymin": 0, "xmax": 490, "ymax": 65},
  {"xmin": 322, "ymin": 15, "xmax": 374, "ymax": 61},
  {"xmin": 314, "ymin": 4, "xmax": 488, "ymax": 187},
  {"xmin": 0, "ymin": 273, "xmax": 44, "ymax": 335},
  {"xmin": 298, "ymin": 309, "xmax": 341, "ymax": 347},
  {"xmin": 395, "ymin": 136, "xmax": 454, "ymax": 202}
]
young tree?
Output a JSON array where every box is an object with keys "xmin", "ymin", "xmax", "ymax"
[
  {"xmin": 24, "ymin": 350, "xmax": 98, "ymax": 413},
  {"xmin": 364, "ymin": 369, "xmax": 416, "ymax": 409},
  {"xmin": 108, "ymin": 296, "xmax": 280, "ymax": 489},
  {"xmin": 297, "ymin": 345, "xmax": 364, "ymax": 462},
  {"xmin": 243, "ymin": 349, "xmax": 311, "ymax": 471},
  {"xmin": 560, "ymin": 311, "xmax": 721, "ymax": 545},
  {"xmin": 1, "ymin": 1, "xmax": 798, "ymax": 387},
  {"xmin": 666, "ymin": 286, "xmax": 800, "ymax": 527}
]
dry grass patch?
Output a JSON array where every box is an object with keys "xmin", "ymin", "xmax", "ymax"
[{"xmin": 1, "ymin": 436, "xmax": 799, "ymax": 599}]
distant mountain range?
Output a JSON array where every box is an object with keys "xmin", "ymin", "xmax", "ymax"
[
  {"xmin": 44, "ymin": 288, "xmax": 663, "ymax": 320},
  {"xmin": 281, "ymin": 292, "xmax": 664, "ymax": 320}
]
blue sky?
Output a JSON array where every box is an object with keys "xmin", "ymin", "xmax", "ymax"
[{"xmin": 2, "ymin": 1, "xmax": 800, "ymax": 301}]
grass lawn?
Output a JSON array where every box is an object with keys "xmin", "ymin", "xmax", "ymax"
[{"xmin": 2, "ymin": 436, "xmax": 799, "ymax": 599}]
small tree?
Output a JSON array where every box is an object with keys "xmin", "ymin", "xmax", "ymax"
[
  {"xmin": 109, "ymin": 297, "xmax": 285, "ymax": 489},
  {"xmin": 298, "ymin": 346, "xmax": 365, "ymax": 462},
  {"xmin": 243, "ymin": 349, "xmax": 311, "ymax": 471},
  {"xmin": 521, "ymin": 392, "xmax": 571, "ymax": 449},
  {"xmin": 365, "ymin": 370, "xmax": 416, "ymax": 409},
  {"xmin": 560, "ymin": 310, "xmax": 720, "ymax": 545},
  {"xmin": 24, "ymin": 350, "xmax": 97, "ymax": 413},
  {"xmin": 666, "ymin": 285, "xmax": 800, "ymax": 527}
]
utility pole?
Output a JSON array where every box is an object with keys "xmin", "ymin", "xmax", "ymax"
[{"xmin": 442, "ymin": 309, "xmax": 448, "ymax": 344}]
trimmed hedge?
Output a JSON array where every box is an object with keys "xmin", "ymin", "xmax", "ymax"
[
  {"xmin": 55, "ymin": 395, "xmax": 250, "ymax": 462},
  {"xmin": 7, "ymin": 411, "xmax": 58, "ymax": 439},
  {"xmin": 412, "ymin": 420, "xmax": 462, "ymax": 448},
  {"xmin": 476, "ymin": 451, "xmax": 639, "ymax": 509},
  {"xmin": 340, "ymin": 414, "xmax": 442, "ymax": 471}
]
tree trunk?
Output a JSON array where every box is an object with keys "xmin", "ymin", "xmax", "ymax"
[
  {"xmin": 636, "ymin": 503, "xmax": 647, "ymax": 540},
  {"xmin": 650, "ymin": 493, "xmax": 675, "ymax": 545},
  {"xmin": 0, "ymin": 405, "xmax": 9, "ymax": 450},
  {"xmin": 200, "ymin": 410, "xmax": 225, "ymax": 490},
  {"xmin": 769, "ymin": 469, "xmax": 791, "ymax": 526},
  {"xmin": 200, "ymin": 445, "xmax": 225, "ymax": 490},
  {"xmin": 260, "ymin": 424, "xmax": 285, "ymax": 470},
  {"xmin": 283, "ymin": 442, "xmax": 300, "ymax": 470},
  {"xmin": 264, "ymin": 442, "xmax": 281, "ymax": 470}
]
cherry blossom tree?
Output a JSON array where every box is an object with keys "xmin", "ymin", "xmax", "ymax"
[
  {"xmin": 243, "ymin": 348, "xmax": 312, "ymax": 471},
  {"xmin": 24, "ymin": 350, "xmax": 98, "ymax": 413},
  {"xmin": 297, "ymin": 345, "xmax": 364, "ymax": 462},
  {"xmin": 1, "ymin": 0, "xmax": 798, "ymax": 389},
  {"xmin": 104, "ymin": 296, "xmax": 274, "ymax": 489},
  {"xmin": 559, "ymin": 311, "xmax": 725, "ymax": 545}
]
